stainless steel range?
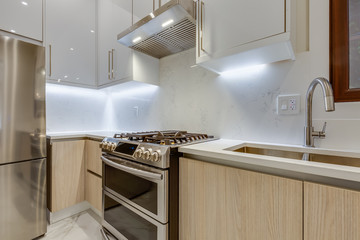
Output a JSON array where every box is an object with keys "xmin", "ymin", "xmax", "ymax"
[{"xmin": 99, "ymin": 131, "xmax": 213, "ymax": 240}]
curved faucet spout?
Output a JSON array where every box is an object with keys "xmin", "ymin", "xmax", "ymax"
[{"xmin": 304, "ymin": 77, "xmax": 335, "ymax": 147}]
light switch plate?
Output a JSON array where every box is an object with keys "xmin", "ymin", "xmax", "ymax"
[{"xmin": 277, "ymin": 94, "xmax": 301, "ymax": 115}]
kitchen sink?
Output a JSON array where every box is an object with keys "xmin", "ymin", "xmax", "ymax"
[{"xmin": 227, "ymin": 145, "xmax": 360, "ymax": 168}]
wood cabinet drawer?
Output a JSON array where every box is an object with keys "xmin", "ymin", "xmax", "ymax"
[
  {"xmin": 86, "ymin": 140, "xmax": 102, "ymax": 176},
  {"xmin": 86, "ymin": 171, "xmax": 102, "ymax": 212}
]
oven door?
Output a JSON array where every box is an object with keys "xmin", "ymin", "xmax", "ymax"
[
  {"xmin": 103, "ymin": 191, "xmax": 168, "ymax": 240},
  {"xmin": 102, "ymin": 154, "xmax": 168, "ymax": 223}
]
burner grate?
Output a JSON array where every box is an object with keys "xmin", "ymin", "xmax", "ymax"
[{"xmin": 113, "ymin": 131, "xmax": 209, "ymax": 145}]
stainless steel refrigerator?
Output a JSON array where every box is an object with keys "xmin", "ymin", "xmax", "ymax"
[{"xmin": 0, "ymin": 35, "xmax": 47, "ymax": 239}]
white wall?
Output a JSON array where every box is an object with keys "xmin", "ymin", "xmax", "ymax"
[
  {"xmin": 46, "ymin": 81, "xmax": 159, "ymax": 133},
  {"xmin": 150, "ymin": 0, "xmax": 360, "ymax": 151},
  {"xmin": 46, "ymin": 0, "xmax": 360, "ymax": 151},
  {"xmin": 46, "ymin": 84, "xmax": 108, "ymax": 132}
]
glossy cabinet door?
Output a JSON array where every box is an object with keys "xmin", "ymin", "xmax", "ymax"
[
  {"xmin": 98, "ymin": 0, "xmax": 159, "ymax": 87},
  {"xmin": 133, "ymin": 0, "xmax": 154, "ymax": 22},
  {"xmin": 0, "ymin": 0, "xmax": 43, "ymax": 41},
  {"xmin": 197, "ymin": 0, "xmax": 284, "ymax": 58},
  {"xmin": 304, "ymin": 182, "xmax": 360, "ymax": 240},
  {"xmin": 161, "ymin": 0, "xmax": 171, "ymax": 6},
  {"xmin": 45, "ymin": 0, "xmax": 96, "ymax": 87},
  {"xmin": 179, "ymin": 157, "xmax": 303, "ymax": 240},
  {"xmin": 196, "ymin": 0, "xmax": 293, "ymax": 73},
  {"xmin": 97, "ymin": 0, "xmax": 133, "ymax": 87}
]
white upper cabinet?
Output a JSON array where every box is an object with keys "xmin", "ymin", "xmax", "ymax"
[
  {"xmin": 133, "ymin": 0, "xmax": 172, "ymax": 21},
  {"xmin": 98, "ymin": 0, "xmax": 133, "ymax": 86},
  {"xmin": 0, "ymin": 0, "xmax": 43, "ymax": 41},
  {"xmin": 161, "ymin": 0, "xmax": 171, "ymax": 6},
  {"xmin": 133, "ymin": 0, "xmax": 154, "ymax": 22},
  {"xmin": 45, "ymin": 0, "xmax": 96, "ymax": 87},
  {"xmin": 98, "ymin": 0, "xmax": 159, "ymax": 87},
  {"xmin": 196, "ymin": 0, "xmax": 295, "ymax": 73}
]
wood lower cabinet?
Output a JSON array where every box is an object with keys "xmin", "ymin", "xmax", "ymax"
[
  {"xmin": 85, "ymin": 140, "xmax": 102, "ymax": 176},
  {"xmin": 304, "ymin": 182, "xmax": 360, "ymax": 240},
  {"xmin": 179, "ymin": 157, "xmax": 303, "ymax": 240},
  {"xmin": 48, "ymin": 140, "xmax": 86, "ymax": 212},
  {"xmin": 48, "ymin": 138, "xmax": 103, "ymax": 214},
  {"xmin": 85, "ymin": 171, "xmax": 102, "ymax": 212},
  {"xmin": 85, "ymin": 139, "xmax": 103, "ymax": 212}
]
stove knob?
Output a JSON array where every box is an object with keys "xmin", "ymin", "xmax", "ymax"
[
  {"xmin": 135, "ymin": 147, "xmax": 145, "ymax": 158},
  {"xmin": 134, "ymin": 149, "xmax": 142, "ymax": 158},
  {"xmin": 142, "ymin": 149, "xmax": 151, "ymax": 160},
  {"xmin": 106, "ymin": 142, "xmax": 112, "ymax": 150},
  {"xmin": 150, "ymin": 150, "xmax": 161, "ymax": 162},
  {"xmin": 110, "ymin": 143, "xmax": 117, "ymax": 151}
]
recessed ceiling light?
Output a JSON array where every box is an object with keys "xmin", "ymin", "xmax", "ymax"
[
  {"xmin": 21, "ymin": 1, "xmax": 28, "ymax": 6},
  {"xmin": 90, "ymin": 30, "xmax": 95, "ymax": 33},
  {"xmin": 162, "ymin": 19, "xmax": 174, "ymax": 28},
  {"xmin": 132, "ymin": 37, "xmax": 141, "ymax": 43},
  {"xmin": 64, "ymin": 75, "xmax": 68, "ymax": 78},
  {"xmin": 70, "ymin": 48, "xmax": 74, "ymax": 51}
]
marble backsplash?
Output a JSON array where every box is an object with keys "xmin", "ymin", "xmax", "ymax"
[{"xmin": 46, "ymin": 0, "xmax": 360, "ymax": 151}]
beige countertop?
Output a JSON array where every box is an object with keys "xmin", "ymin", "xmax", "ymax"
[
  {"xmin": 46, "ymin": 132, "xmax": 360, "ymax": 186},
  {"xmin": 179, "ymin": 139, "xmax": 360, "ymax": 185},
  {"xmin": 46, "ymin": 131, "xmax": 117, "ymax": 141}
]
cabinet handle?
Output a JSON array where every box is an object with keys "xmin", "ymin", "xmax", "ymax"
[
  {"xmin": 197, "ymin": 0, "xmax": 200, "ymax": 57},
  {"xmin": 193, "ymin": 0, "xmax": 197, "ymax": 20},
  {"xmin": 154, "ymin": 0, "xmax": 161, "ymax": 11},
  {"xmin": 108, "ymin": 51, "xmax": 111, "ymax": 79},
  {"xmin": 111, "ymin": 49, "xmax": 114, "ymax": 80},
  {"xmin": 101, "ymin": 156, "xmax": 163, "ymax": 181},
  {"xmin": 49, "ymin": 44, "xmax": 52, "ymax": 77},
  {"xmin": 200, "ymin": 1, "xmax": 205, "ymax": 52}
]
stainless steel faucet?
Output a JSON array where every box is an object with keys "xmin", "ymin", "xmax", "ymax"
[{"xmin": 304, "ymin": 77, "xmax": 335, "ymax": 147}]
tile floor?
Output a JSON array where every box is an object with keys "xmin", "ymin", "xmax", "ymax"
[{"xmin": 37, "ymin": 210, "xmax": 105, "ymax": 240}]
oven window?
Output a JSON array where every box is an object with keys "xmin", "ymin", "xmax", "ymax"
[
  {"xmin": 104, "ymin": 194, "xmax": 158, "ymax": 240},
  {"xmin": 105, "ymin": 164, "xmax": 158, "ymax": 214}
]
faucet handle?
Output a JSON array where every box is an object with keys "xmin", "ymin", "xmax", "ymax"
[
  {"xmin": 321, "ymin": 122, "xmax": 327, "ymax": 133},
  {"xmin": 319, "ymin": 122, "xmax": 327, "ymax": 138}
]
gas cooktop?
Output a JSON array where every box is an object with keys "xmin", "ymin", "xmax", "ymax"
[
  {"xmin": 113, "ymin": 130, "xmax": 212, "ymax": 145},
  {"xmin": 100, "ymin": 130, "xmax": 215, "ymax": 168}
]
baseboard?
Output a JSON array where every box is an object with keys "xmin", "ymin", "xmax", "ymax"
[{"xmin": 47, "ymin": 201, "xmax": 92, "ymax": 224}]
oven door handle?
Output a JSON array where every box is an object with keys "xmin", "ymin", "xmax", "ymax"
[{"xmin": 101, "ymin": 156, "xmax": 163, "ymax": 180}]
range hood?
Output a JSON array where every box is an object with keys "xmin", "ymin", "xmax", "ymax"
[{"xmin": 117, "ymin": 0, "xmax": 196, "ymax": 59}]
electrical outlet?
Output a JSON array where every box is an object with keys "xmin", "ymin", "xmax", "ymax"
[{"xmin": 277, "ymin": 94, "xmax": 301, "ymax": 115}]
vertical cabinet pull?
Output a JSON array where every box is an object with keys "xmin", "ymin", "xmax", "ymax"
[
  {"xmin": 108, "ymin": 49, "xmax": 115, "ymax": 80},
  {"xmin": 193, "ymin": 0, "xmax": 197, "ymax": 20},
  {"xmin": 154, "ymin": 0, "xmax": 161, "ymax": 11},
  {"xmin": 108, "ymin": 51, "xmax": 111, "ymax": 79},
  {"xmin": 197, "ymin": 0, "xmax": 200, "ymax": 57},
  {"xmin": 111, "ymin": 49, "xmax": 114, "ymax": 80},
  {"xmin": 200, "ymin": 1, "xmax": 205, "ymax": 52},
  {"xmin": 49, "ymin": 44, "xmax": 52, "ymax": 77}
]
